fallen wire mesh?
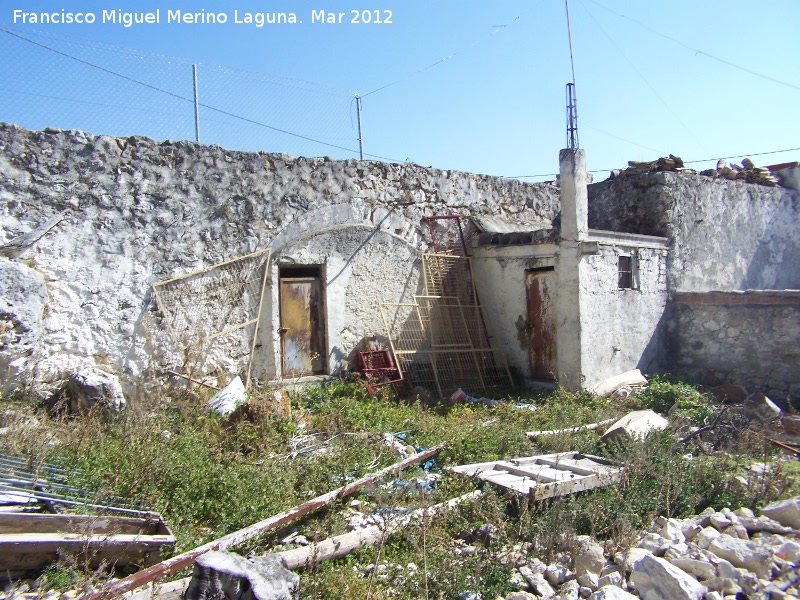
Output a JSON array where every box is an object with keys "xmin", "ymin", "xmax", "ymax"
[{"xmin": 0, "ymin": 452, "xmax": 156, "ymax": 517}]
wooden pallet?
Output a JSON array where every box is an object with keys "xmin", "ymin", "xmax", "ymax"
[
  {"xmin": 0, "ymin": 512, "xmax": 175, "ymax": 571},
  {"xmin": 451, "ymin": 452, "xmax": 623, "ymax": 499}
]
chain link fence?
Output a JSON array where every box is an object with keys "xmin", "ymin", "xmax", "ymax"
[{"xmin": 0, "ymin": 27, "xmax": 361, "ymax": 159}]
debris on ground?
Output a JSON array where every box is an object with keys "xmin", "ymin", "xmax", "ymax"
[
  {"xmin": 451, "ymin": 452, "xmax": 623, "ymax": 498},
  {"xmin": 600, "ymin": 410, "xmax": 669, "ymax": 442},
  {"xmin": 183, "ymin": 551, "xmax": 299, "ymax": 600},
  {"xmin": 84, "ymin": 445, "xmax": 444, "ymax": 599},
  {"xmin": 45, "ymin": 366, "xmax": 127, "ymax": 414},
  {"xmin": 526, "ymin": 418, "xmax": 616, "ymax": 439},
  {"xmin": 208, "ymin": 376, "xmax": 246, "ymax": 416},
  {"xmin": 449, "ymin": 388, "xmax": 500, "ymax": 407},
  {"xmin": 0, "ymin": 452, "xmax": 174, "ymax": 571},
  {"xmin": 587, "ymin": 369, "xmax": 648, "ymax": 398}
]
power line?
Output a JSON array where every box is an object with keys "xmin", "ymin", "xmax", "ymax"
[
  {"xmin": 0, "ymin": 27, "xmax": 404, "ymax": 162},
  {"xmin": 507, "ymin": 146, "xmax": 800, "ymax": 179},
  {"xmin": 578, "ymin": 1, "xmax": 711, "ymax": 157},
  {"xmin": 584, "ymin": 0, "xmax": 800, "ymax": 92},
  {"xmin": 360, "ymin": 14, "xmax": 522, "ymax": 98}
]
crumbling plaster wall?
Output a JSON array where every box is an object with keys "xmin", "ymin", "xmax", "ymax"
[
  {"xmin": 470, "ymin": 247, "xmax": 556, "ymax": 382},
  {"xmin": 579, "ymin": 243, "xmax": 669, "ymax": 388},
  {"xmin": 668, "ymin": 292, "xmax": 800, "ymax": 400},
  {"xmin": 588, "ymin": 173, "xmax": 800, "ymax": 292},
  {"xmin": 0, "ymin": 123, "xmax": 560, "ymax": 391}
]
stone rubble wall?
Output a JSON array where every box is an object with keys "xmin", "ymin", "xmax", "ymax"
[
  {"xmin": 668, "ymin": 291, "xmax": 800, "ymax": 401},
  {"xmin": 588, "ymin": 172, "xmax": 800, "ymax": 292},
  {"xmin": 0, "ymin": 123, "xmax": 560, "ymax": 393}
]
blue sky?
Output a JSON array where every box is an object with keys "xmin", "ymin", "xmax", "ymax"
[{"xmin": 1, "ymin": 1, "xmax": 798, "ymax": 181}]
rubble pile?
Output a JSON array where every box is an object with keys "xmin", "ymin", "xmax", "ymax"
[
  {"xmin": 699, "ymin": 158, "xmax": 780, "ymax": 186},
  {"xmin": 485, "ymin": 496, "xmax": 800, "ymax": 600},
  {"xmin": 609, "ymin": 155, "xmax": 697, "ymax": 179},
  {"xmin": 608, "ymin": 155, "xmax": 781, "ymax": 187}
]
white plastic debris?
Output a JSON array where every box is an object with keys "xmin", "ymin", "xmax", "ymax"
[{"xmin": 208, "ymin": 376, "xmax": 246, "ymax": 416}]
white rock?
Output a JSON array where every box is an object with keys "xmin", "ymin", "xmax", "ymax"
[
  {"xmin": 629, "ymin": 554, "xmax": 707, "ymax": 600},
  {"xmin": 707, "ymin": 534, "xmax": 772, "ymax": 579},
  {"xmin": 695, "ymin": 527, "xmax": 722, "ymax": 550},
  {"xmin": 714, "ymin": 559, "xmax": 738, "ymax": 581},
  {"xmin": 598, "ymin": 571, "xmax": 623, "ymax": 588},
  {"xmin": 575, "ymin": 537, "xmax": 605, "ymax": 576},
  {"xmin": 708, "ymin": 513, "xmax": 732, "ymax": 530},
  {"xmin": 587, "ymin": 587, "xmax": 638, "ymax": 599},
  {"xmin": 661, "ymin": 519, "xmax": 687, "ymax": 543},
  {"xmin": 733, "ymin": 507, "xmax": 755, "ymax": 519},
  {"xmin": 622, "ymin": 548, "xmax": 651, "ymax": 573},
  {"xmin": 669, "ymin": 557, "xmax": 716, "ymax": 581},
  {"xmin": 776, "ymin": 540, "xmax": 800, "ymax": 564},
  {"xmin": 760, "ymin": 497, "xmax": 800, "ymax": 529},
  {"xmin": 703, "ymin": 592, "xmax": 723, "ymax": 600},
  {"xmin": 638, "ymin": 533, "xmax": 670, "ymax": 556},
  {"xmin": 545, "ymin": 564, "xmax": 571, "ymax": 586},
  {"xmin": 579, "ymin": 587, "xmax": 593, "ymax": 599},
  {"xmin": 577, "ymin": 572, "xmax": 599, "ymax": 590},
  {"xmin": 702, "ymin": 577, "xmax": 741, "ymax": 596},
  {"xmin": 526, "ymin": 572, "xmax": 556, "ymax": 597},
  {"xmin": 505, "ymin": 593, "xmax": 538, "ymax": 600}
]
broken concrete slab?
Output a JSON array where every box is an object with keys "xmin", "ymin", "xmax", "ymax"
[
  {"xmin": 183, "ymin": 551, "xmax": 299, "ymax": 600},
  {"xmin": 600, "ymin": 410, "xmax": 669, "ymax": 442},
  {"xmin": 587, "ymin": 370, "xmax": 648, "ymax": 397}
]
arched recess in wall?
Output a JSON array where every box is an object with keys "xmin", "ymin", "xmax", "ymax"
[{"xmin": 251, "ymin": 203, "xmax": 425, "ymax": 382}]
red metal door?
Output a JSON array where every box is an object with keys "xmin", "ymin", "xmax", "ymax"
[
  {"xmin": 526, "ymin": 270, "xmax": 557, "ymax": 380},
  {"xmin": 279, "ymin": 277, "xmax": 325, "ymax": 377}
]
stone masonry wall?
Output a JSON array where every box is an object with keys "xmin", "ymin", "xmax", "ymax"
[
  {"xmin": 588, "ymin": 172, "xmax": 800, "ymax": 292},
  {"xmin": 668, "ymin": 291, "xmax": 800, "ymax": 401},
  {"xmin": 0, "ymin": 123, "xmax": 560, "ymax": 393}
]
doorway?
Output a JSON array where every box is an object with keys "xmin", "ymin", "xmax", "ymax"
[
  {"xmin": 279, "ymin": 266, "xmax": 326, "ymax": 378},
  {"xmin": 526, "ymin": 267, "xmax": 557, "ymax": 380}
]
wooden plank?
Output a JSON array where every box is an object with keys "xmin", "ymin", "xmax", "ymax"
[
  {"xmin": 0, "ymin": 513, "xmax": 168, "ymax": 535},
  {"xmin": 86, "ymin": 444, "xmax": 445, "ymax": 600}
]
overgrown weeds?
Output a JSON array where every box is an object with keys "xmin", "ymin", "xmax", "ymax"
[{"xmin": 0, "ymin": 375, "xmax": 796, "ymax": 597}]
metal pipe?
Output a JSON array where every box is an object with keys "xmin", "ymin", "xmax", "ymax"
[{"xmin": 193, "ymin": 64, "xmax": 200, "ymax": 143}]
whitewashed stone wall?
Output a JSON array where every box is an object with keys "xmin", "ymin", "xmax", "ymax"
[
  {"xmin": 588, "ymin": 172, "xmax": 800, "ymax": 292},
  {"xmin": 579, "ymin": 240, "xmax": 669, "ymax": 388},
  {"xmin": 0, "ymin": 123, "xmax": 560, "ymax": 392},
  {"xmin": 668, "ymin": 291, "xmax": 800, "ymax": 401}
]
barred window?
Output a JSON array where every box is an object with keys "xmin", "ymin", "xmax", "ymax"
[{"xmin": 618, "ymin": 255, "xmax": 634, "ymax": 289}]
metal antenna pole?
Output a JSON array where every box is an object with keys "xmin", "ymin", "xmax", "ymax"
[
  {"xmin": 192, "ymin": 64, "xmax": 200, "ymax": 143},
  {"xmin": 566, "ymin": 82, "xmax": 579, "ymax": 149},
  {"xmin": 354, "ymin": 94, "xmax": 364, "ymax": 160}
]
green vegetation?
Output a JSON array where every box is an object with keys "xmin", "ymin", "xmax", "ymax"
[{"xmin": 1, "ymin": 376, "xmax": 796, "ymax": 598}]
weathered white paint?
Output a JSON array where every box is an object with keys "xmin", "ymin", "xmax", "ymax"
[{"xmin": 0, "ymin": 123, "xmax": 560, "ymax": 392}]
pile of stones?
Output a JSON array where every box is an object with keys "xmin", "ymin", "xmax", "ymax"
[
  {"xmin": 608, "ymin": 155, "xmax": 780, "ymax": 188},
  {"xmin": 699, "ymin": 158, "xmax": 779, "ymax": 186},
  {"xmin": 609, "ymin": 155, "xmax": 697, "ymax": 180},
  {"xmin": 494, "ymin": 495, "xmax": 800, "ymax": 600}
]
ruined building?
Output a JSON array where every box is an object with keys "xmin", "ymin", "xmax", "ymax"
[{"xmin": 0, "ymin": 122, "xmax": 797, "ymax": 402}]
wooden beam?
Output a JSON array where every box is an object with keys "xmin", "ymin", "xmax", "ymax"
[
  {"xmin": 86, "ymin": 445, "xmax": 444, "ymax": 600},
  {"xmin": 276, "ymin": 491, "xmax": 481, "ymax": 570}
]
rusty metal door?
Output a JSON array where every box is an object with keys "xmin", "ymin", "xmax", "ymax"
[
  {"xmin": 526, "ymin": 269, "xmax": 557, "ymax": 380},
  {"xmin": 279, "ymin": 276, "xmax": 325, "ymax": 377}
]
